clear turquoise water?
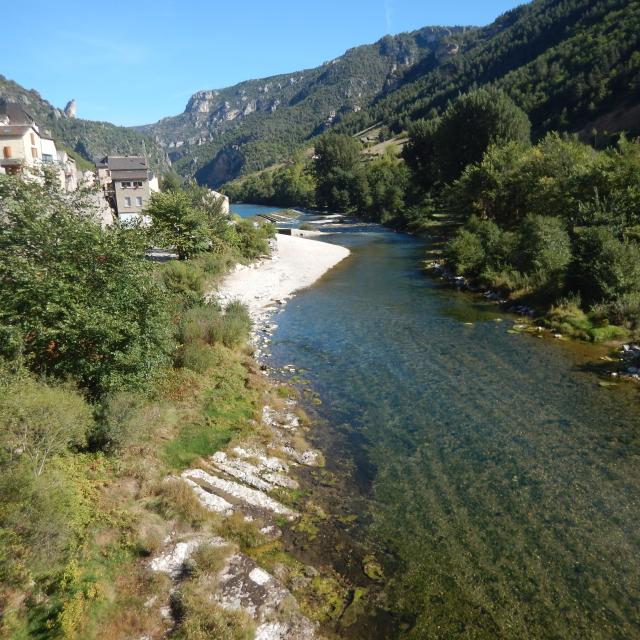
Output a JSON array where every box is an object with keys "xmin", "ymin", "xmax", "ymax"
[
  {"xmin": 230, "ymin": 203, "xmax": 286, "ymax": 218},
  {"xmin": 269, "ymin": 227, "xmax": 640, "ymax": 639}
]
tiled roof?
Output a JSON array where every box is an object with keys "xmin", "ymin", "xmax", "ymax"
[
  {"xmin": 98, "ymin": 155, "xmax": 148, "ymax": 171},
  {"xmin": 0, "ymin": 100, "xmax": 36, "ymax": 126}
]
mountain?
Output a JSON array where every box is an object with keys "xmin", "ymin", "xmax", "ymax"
[
  {"xmin": 339, "ymin": 0, "xmax": 640, "ymax": 140},
  {"xmin": 138, "ymin": 27, "xmax": 467, "ymax": 186},
  {"xmin": 0, "ymin": 75, "xmax": 167, "ymax": 171},
  {"xmin": 3, "ymin": 0, "xmax": 636, "ymax": 187}
]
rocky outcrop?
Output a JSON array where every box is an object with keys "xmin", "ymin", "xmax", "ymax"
[
  {"xmin": 64, "ymin": 98, "xmax": 76, "ymax": 118},
  {"xmin": 195, "ymin": 145, "xmax": 245, "ymax": 188}
]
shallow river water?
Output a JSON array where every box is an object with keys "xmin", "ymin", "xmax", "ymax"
[{"xmin": 268, "ymin": 225, "xmax": 640, "ymax": 639}]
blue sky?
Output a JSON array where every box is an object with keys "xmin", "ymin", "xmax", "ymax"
[{"xmin": 4, "ymin": 0, "xmax": 524, "ymax": 126}]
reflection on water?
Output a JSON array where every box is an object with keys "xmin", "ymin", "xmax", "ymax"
[{"xmin": 269, "ymin": 228, "xmax": 640, "ymax": 639}]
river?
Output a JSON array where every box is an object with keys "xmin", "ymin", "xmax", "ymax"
[{"xmin": 266, "ymin": 224, "xmax": 640, "ymax": 639}]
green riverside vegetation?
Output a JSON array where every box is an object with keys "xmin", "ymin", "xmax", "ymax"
[
  {"xmin": 0, "ymin": 174, "xmax": 276, "ymax": 638},
  {"xmin": 227, "ymin": 83, "xmax": 640, "ymax": 341}
]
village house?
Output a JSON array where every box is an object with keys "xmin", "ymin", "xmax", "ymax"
[
  {"xmin": 96, "ymin": 155, "xmax": 159, "ymax": 222},
  {"xmin": 0, "ymin": 101, "xmax": 77, "ymax": 190}
]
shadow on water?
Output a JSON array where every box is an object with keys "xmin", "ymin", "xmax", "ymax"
[{"xmin": 270, "ymin": 226, "xmax": 640, "ymax": 639}]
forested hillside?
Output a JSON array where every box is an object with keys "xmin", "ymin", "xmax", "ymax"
[
  {"xmin": 144, "ymin": 0, "xmax": 639, "ymax": 187},
  {"xmin": 339, "ymin": 0, "xmax": 640, "ymax": 140},
  {"xmin": 0, "ymin": 76, "xmax": 167, "ymax": 170},
  {"xmin": 139, "ymin": 27, "xmax": 464, "ymax": 185}
]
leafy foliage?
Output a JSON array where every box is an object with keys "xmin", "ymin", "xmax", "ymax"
[
  {"xmin": 403, "ymin": 88, "xmax": 531, "ymax": 189},
  {"xmin": 0, "ymin": 176, "xmax": 175, "ymax": 396},
  {"xmin": 445, "ymin": 134, "xmax": 640, "ymax": 329}
]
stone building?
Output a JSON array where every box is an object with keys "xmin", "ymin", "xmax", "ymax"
[
  {"xmin": 96, "ymin": 155, "xmax": 159, "ymax": 222},
  {"xmin": 0, "ymin": 101, "xmax": 77, "ymax": 190}
]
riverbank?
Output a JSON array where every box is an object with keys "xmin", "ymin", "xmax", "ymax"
[
  {"xmin": 130, "ymin": 234, "xmax": 355, "ymax": 640},
  {"xmin": 144, "ymin": 233, "xmax": 357, "ymax": 639},
  {"xmin": 215, "ymin": 233, "xmax": 350, "ymax": 314}
]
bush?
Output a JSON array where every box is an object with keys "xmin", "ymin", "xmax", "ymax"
[
  {"xmin": 173, "ymin": 583, "xmax": 254, "ymax": 640},
  {"xmin": 572, "ymin": 228, "xmax": 640, "ymax": 306},
  {"xmin": 216, "ymin": 302, "xmax": 252, "ymax": 348},
  {"xmin": 516, "ymin": 215, "xmax": 572, "ymax": 278},
  {"xmin": 0, "ymin": 377, "xmax": 94, "ymax": 477},
  {"xmin": 180, "ymin": 303, "xmax": 251, "ymax": 351},
  {"xmin": 91, "ymin": 391, "xmax": 146, "ymax": 452},
  {"xmin": 160, "ymin": 261, "xmax": 205, "ymax": 307},
  {"xmin": 591, "ymin": 292, "xmax": 640, "ymax": 330},
  {"xmin": 445, "ymin": 229, "xmax": 486, "ymax": 276},
  {"xmin": 181, "ymin": 344, "xmax": 222, "ymax": 374},
  {"xmin": 0, "ymin": 175, "xmax": 175, "ymax": 396},
  {"xmin": 192, "ymin": 251, "xmax": 237, "ymax": 282},
  {"xmin": 181, "ymin": 305, "xmax": 223, "ymax": 346},
  {"xmin": 234, "ymin": 219, "xmax": 274, "ymax": 261}
]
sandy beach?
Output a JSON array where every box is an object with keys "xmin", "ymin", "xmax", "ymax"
[{"xmin": 215, "ymin": 233, "xmax": 350, "ymax": 314}]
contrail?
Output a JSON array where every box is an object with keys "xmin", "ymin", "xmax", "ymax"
[{"xmin": 384, "ymin": 0, "xmax": 394, "ymax": 32}]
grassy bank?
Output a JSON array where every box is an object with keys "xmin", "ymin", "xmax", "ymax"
[{"xmin": 0, "ymin": 174, "xmax": 280, "ymax": 638}]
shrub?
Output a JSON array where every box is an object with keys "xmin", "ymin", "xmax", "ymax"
[
  {"xmin": 217, "ymin": 302, "xmax": 252, "ymax": 348},
  {"xmin": 181, "ymin": 344, "xmax": 222, "ymax": 374},
  {"xmin": 181, "ymin": 302, "xmax": 251, "ymax": 351},
  {"xmin": 591, "ymin": 292, "xmax": 640, "ymax": 330},
  {"xmin": 161, "ymin": 261, "xmax": 205, "ymax": 307},
  {"xmin": 91, "ymin": 391, "xmax": 146, "ymax": 452},
  {"xmin": 572, "ymin": 228, "xmax": 640, "ymax": 305},
  {"xmin": 173, "ymin": 583, "xmax": 254, "ymax": 640},
  {"xmin": 0, "ymin": 377, "xmax": 94, "ymax": 477},
  {"xmin": 192, "ymin": 251, "xmax": 237, "ymax": 282},
  {"xmin": 515, "ymin": 215, "xmax": 572, "ymax": 278},
  {"xmin": 181, "ymin": 305, "xmax": 222, "ymax": 346},
  {"xmin": 445, "ymin": 229, "xmax": 486, "ymax": 276},
  {"xmin": 234, "ymin": 219, "xmax": 274, "ymax": 261}
]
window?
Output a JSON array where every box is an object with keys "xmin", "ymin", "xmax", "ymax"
[
  {"xmin": 120, "ymin": 181, "xmax": 132, "ymax": 188},
  {"xmin": 31, "ymin": 147, "xmax": 38, "ymax": 159},
  {"xmin": 30, "ymin": 133, "xmax": 36, "ymax": 145},
  {"xmin": 136, "ymin": 196, "xmax": 143, "ymax": 207},
  {"xmin": 3, "ymin": 146, "xmax": 11, "ymax": 159},
  {"xmin": 133, "ymin": 181, "xmax": 143, "ymax": 188},
  {"xmin": 124, "ymin": 197, "xmax": 131, "ymax": 207}
]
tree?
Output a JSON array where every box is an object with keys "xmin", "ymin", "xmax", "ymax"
[
  {"xmin": 515, "ymin": 215, "xmax": 572, "ymax": 277},
  {"xmin": 146, "ymin": 190, "xmax": 213, "ymax": 259},
  {"xmin": 160, "ymin": 170, "xmax": 183, "ymax": 192},
  {"xmin": 364, "ymin": 153, "xmax": 410, "ymax": 223},
  {"xmin": 147, "ymin": 184, "xmax": 237, "ymax": 258},
  {"xmin": 313, "ymin": 134, "xmax": 364, "ymax": 211},
  {"xmin": 404, "ymin": 89, "xmax": 531, "ymax": 191},
  {"xmin": 0, "ymin": 175, "xmax": 174, "ymax": 396},
  {"xmin": 572, "ymin": 227, "xmax": 640, "ymax": 306}
]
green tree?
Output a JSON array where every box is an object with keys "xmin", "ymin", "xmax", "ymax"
[
  {"xmin": 572, "ymin": 227, "xmax": 640, "ymax": 305},
  {"xmin": 313, "ymin": 133, "xmax": 364, "ymax": 211},
  {"xmin": 404, "ymin": 89, "xmax": 531, "ymax": 190},
  {"xmin": 515, "ymin": 215, "xmax": 572, "ymax": 277},
  {"xmin": 160, "ymin": 169, "xmax": 184, "ymax": 192},
  {"xmin": 364, "ymin": 153, "xmax": 409, "ymax": 223},
  {"xmin": 146, "ymin": 190, "xmax": 214, "ymax": 259},
  {"xmin": 0, "ymin": 175, "xmax": 174, "ymax": 396}
]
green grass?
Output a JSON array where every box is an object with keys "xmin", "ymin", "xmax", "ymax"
[{"xmin": 163, "ymin": 350, "xmax": 258, "ymax": 470}]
